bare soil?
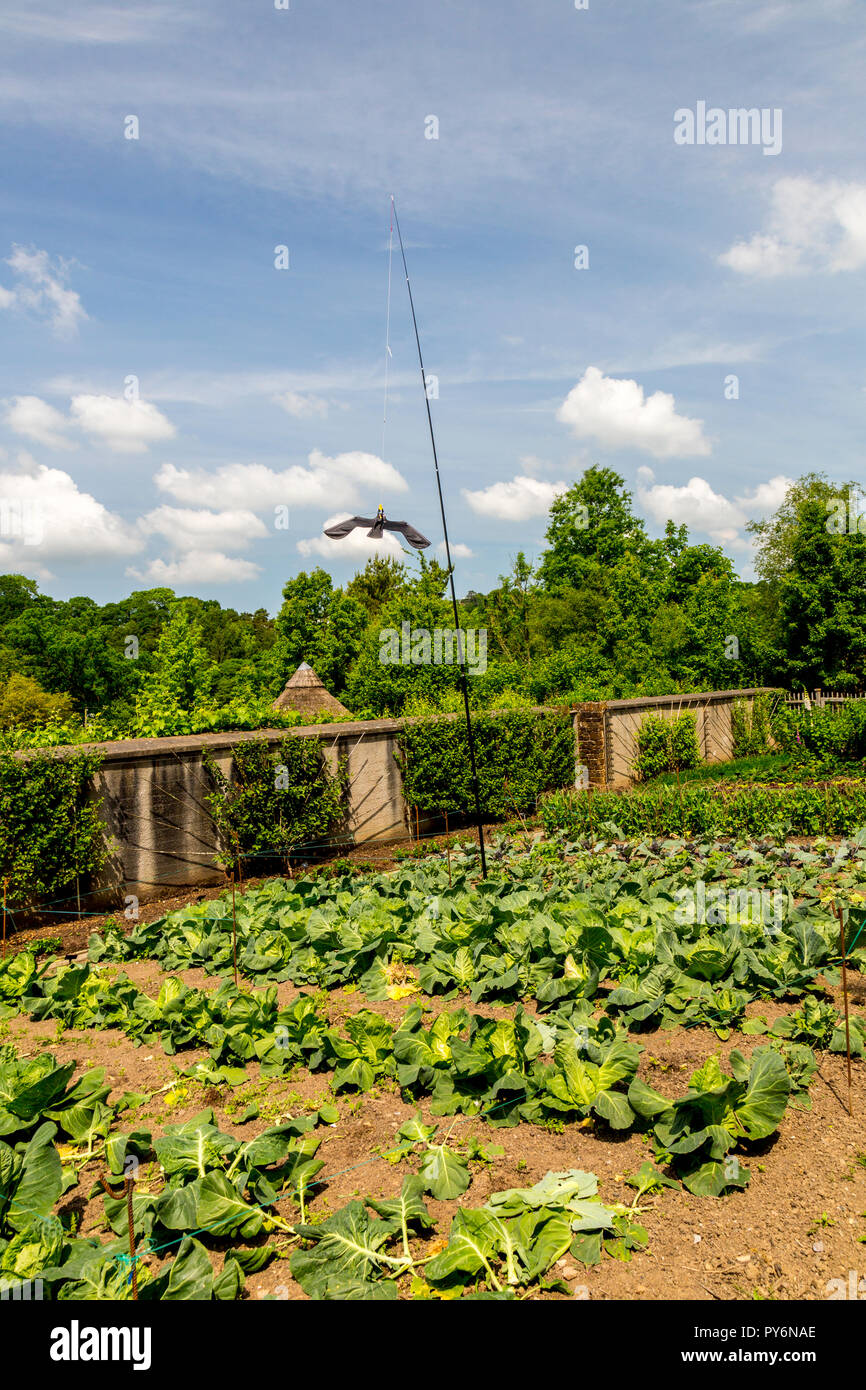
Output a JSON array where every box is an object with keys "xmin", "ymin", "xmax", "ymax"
[{"xmin": 5, "ymin": 962, "xmax": 864, "ymax": 1302}]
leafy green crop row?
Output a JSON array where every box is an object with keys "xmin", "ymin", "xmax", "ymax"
[{"xmin": 540, "ymin": 780, "xmax": 866, "ymax": 839}]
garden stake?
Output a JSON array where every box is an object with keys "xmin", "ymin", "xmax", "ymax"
[
  {"xmin": 1, "ymin": 878, "xmax": 7, "ymax": 959},
  {"xmin": 100, "ymin": 1175, "xmax": 138, "ymax": 1299},
  {"xmin": 231, "ymin": 872, "xmax": 238, "ymax": 988},
  {"xmin": 835, "ymin": 904, "xmax": 853, "ymax": 1115},
  {"xmin": 235, "ymin": 833, "xmax": 244, "ymax": 891},
  {"xmin": 444, "ymin": 810, "xmax": 452, "ymax": 885}
]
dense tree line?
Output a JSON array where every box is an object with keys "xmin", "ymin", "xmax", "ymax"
[{"xmin": 0, "ymin": 469, "xmax": 863, "ymax": 738}]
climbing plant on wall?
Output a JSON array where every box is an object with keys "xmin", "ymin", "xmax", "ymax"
[
  {"xmin": 0, "ymin": 750, "xmax": 108, "ymax": 907},
  {"xmin": 203, "ymin": 736, "xmax": 350, "ymax": 873}
]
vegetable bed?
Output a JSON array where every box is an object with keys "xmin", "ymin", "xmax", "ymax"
[{"xmin": 1, "ymin": 830, "xmax": 864, "ymax": 1301}]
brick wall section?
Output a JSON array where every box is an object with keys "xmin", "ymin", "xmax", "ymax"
[{"xmin": 573, "ymin": 703, "xmax": 608, "ymax": 787}]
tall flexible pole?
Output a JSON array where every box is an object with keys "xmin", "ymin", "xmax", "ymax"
[{"xmin": 392, "ymin": 198, "xmax": 487, "ymax": 878}]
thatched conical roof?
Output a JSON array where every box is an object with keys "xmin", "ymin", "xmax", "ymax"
[{"xmin": 272, "ymin": 662, "xmax": 352, "ymax": 718}]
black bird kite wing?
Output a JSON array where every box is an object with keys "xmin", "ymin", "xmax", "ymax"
[
  {"xmin": 383, "ymin": 519, "xmax": 431, "ymax": 549},
  {"xmin": 323, "ymin": 516, "xmax": 376, "ymax": 540},
  {"xmin": 323, "ymin": 511, "xmax": 431, "ymax": 549}
]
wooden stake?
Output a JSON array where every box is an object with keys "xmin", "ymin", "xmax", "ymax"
[
  {"xmin": 100, "ymin": 1174, "xmax": 138, "ymax": 1299},
  {"xmin": 444, "ymin": 810, "xmax": 452, "ymax": 886},
  {"xmin": 835, "ymin": 904, "xmax": 853, "ymax": 1116},
  {"xmin": 125, "ymin": 1177, "xmax": 138, "ymax": 1299},
  {"xmin": 1, "ymin": 878, "xmax": 7, "ymax": 959}
]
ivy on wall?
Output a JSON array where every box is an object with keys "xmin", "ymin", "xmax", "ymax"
[
  {"xmin": 0, "ymin": 750, "xmax": 108, "ymax": 907},
  {"xmin": 395, "ymin": 709, "xmax": 574, "ymax": 817},
  {"xmin": 203, "ymin": 736, "xmax": 350, "ymax": 872}
]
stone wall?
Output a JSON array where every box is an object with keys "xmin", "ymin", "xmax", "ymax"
[
  {"xmin": 43, "ymin": 719, "xmax": 409, "ymax": 904},
  {"xmin": 21, "ymin": 688, "xmax": 769, "ymax": 906},
  {"xmin": 599, "ymin": 688, "xmax": 762, "ymax": 788}
]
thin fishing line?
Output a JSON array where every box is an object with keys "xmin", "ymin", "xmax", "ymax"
[{"xmin": 381, "ymin": 197, "xmax": 394, "ymax": 463}]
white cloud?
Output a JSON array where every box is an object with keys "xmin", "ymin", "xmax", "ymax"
[
  {"xmin": 0, "ymin": 458, "xmax": 141, "ymax": 575},
  {"xmin": 720, "ymin": 177, "xmax": 866, "ymax": 277},
  {"xmin": 127, "ymin": 551, "xmax": 261, "ymax": 585},
  {"xmin": 436, "ymin": 540, "xmax": 473, "ymax": 559},
  {"xmin": 1, "ymin": 245, "xmax": 87, "ymax": 337},
  {"xmin": 739, "ymin": 476, "xmax": 792, "ymax": 512},
  {"xmin": 4, "ymin": 392, "xmax": 175, "ymax": 454},
  {"xmin": 557, "ymin": 367, "xmax": 711, "ymax": 459},
  {"xmin": 274, "ymin": 390, "xmax": 329, "ymax": 419},
  {"xmin": 462, "ymin": 474, "xmax": 568, "ymax": 521},
  {"xmin": 138, "ymin": 505, "xmax": 269, "ymax": 552},
  {"xmin": 70, "ymin": 394, "xmax": 176, "ymax": 453},
  {"xmin": 155, "ymin": 450, "xmax": 408, "ymax": 511},
  {"xmin": 637, "ymin": 468, "xmax": 794, "ymax": 547},
  {"xmin": 638, "ymin": 474, "xmax": 745, "ymax": 544},
  {"xmin": 4, "ymin": 395, "xmax": 74, "ymax": 449},
  {"xmin": 298, "ymin": 514, "xmax": 406, "ymax": 560}
]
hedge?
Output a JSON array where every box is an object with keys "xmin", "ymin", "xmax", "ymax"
[
  {"xmin": 0, "ymin": 750, "xmax": 108, "ymax": 907},
  {"xmin": 540, "ymin": 779, "xmax": 866, "ymax": 840},
  {"xmin": 395, "ymin": 709, "xmax": 574, "ymax": 817}
]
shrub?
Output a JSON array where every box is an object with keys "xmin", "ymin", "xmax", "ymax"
[
  {"xmin": 0, "ymin": 674, "xmax": 75, "ymax": 731},
  {"xmin": 731, "ymin": 692, "xmax": 777, "ymax": 757},
  {"xmin": 773, "ymin": 700, "xmax": 866, "ymax": 767},
  {"xmin": 0, "ymin": 750, "xmax": 108, "ymax": 907},
  {"xmin": 203, "ymin": 736, "xmax": 350, "ymax": 872},
  {"xmin": 395, "ymin": 709, "xmax": 574, "ymax": 817},
  {"xmin": 634, "ymin": 712, "xmax": 700, "ymax": 781}
]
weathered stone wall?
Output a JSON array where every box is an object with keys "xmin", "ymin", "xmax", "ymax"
[
  {"xmin": 601, "ymin": 689, "xmax": 763, "ymax": 788},
  {"xmin": 24, "ymin": 689, "xmax": 769, "ymax": 905},
  {"xmin": 47, "ymin": 719, "xmax": 409, "ymax": 904}
]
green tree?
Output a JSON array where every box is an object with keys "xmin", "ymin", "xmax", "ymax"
[
  {"xmin": 133, "ymin": 605, "xmax": 216, "ymax": 736},
  {"xmin": 0, "ymin": 574, "xmax": 41, "ymax": 629},
  {"xmin": 538, "ymin": 466, "xmax": 649, "ymax": 589},
  {"xmin": 749, "ymin": 475, "xmax": 866, "ymax": 687},
  {"xmin": 273, "ymin": 569, "xmax": 367, "ymax": 694},
  {"xmin": 345, "ymin": 556, "xmax": 408, "ymax": 620},
  {"xmin": 0, "ymin": 674, "xmax": 76, "ymax": 730}
]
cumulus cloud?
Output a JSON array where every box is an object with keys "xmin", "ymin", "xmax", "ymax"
[
  {"xmin": 0, "ymin": 246, "xmax": 87, "ymax": 337},
  {"xmin": 462, "ymin": 475, "xmax": 568, "ymax": 521},
  {"xmin": 4, "ymin": 396, "xmax": 74, "ymax": 449},
  {"xmin": 720, "ymin": 177, "xmax": 866, "ymax": 276},
  {"xmin": 137, "ymin": 505, "xmax": 269, "ymax": 552},
  {"xmin": 637, "ymin": 468, "xmax": 793, "ymax": 547},
  {"xmin": 127, "ymin": 551, "xmax": 261, "ymax": 585},
  {"xmin": 155, "ymin": 450, "xmax": 408, "ymax": 511},
  {"xmin": 4, "ymin": 392, "xmax": 176, "ymax": 454},
  {"xmin": 0, "ymin": 458, "xmax": 141, "ymax": 576},
  {"xmin": 557, "ymin": 367, "xmax": 711, "ymax": 459},
  {"xmin": 70, "ymin": 394, "xmax": 176, "ymax": 453},
  {"xmin": 436, "ymin": 540, "xmax": 473, "ymax": 559},
  {"xmin": 274, "ymin": 390, "xmax": 329, "ymax": 419}
]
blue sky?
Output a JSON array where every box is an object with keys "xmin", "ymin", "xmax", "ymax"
[{"xmin": 0, "ymin": 0, "xmax": 864, "ymax": 610}]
